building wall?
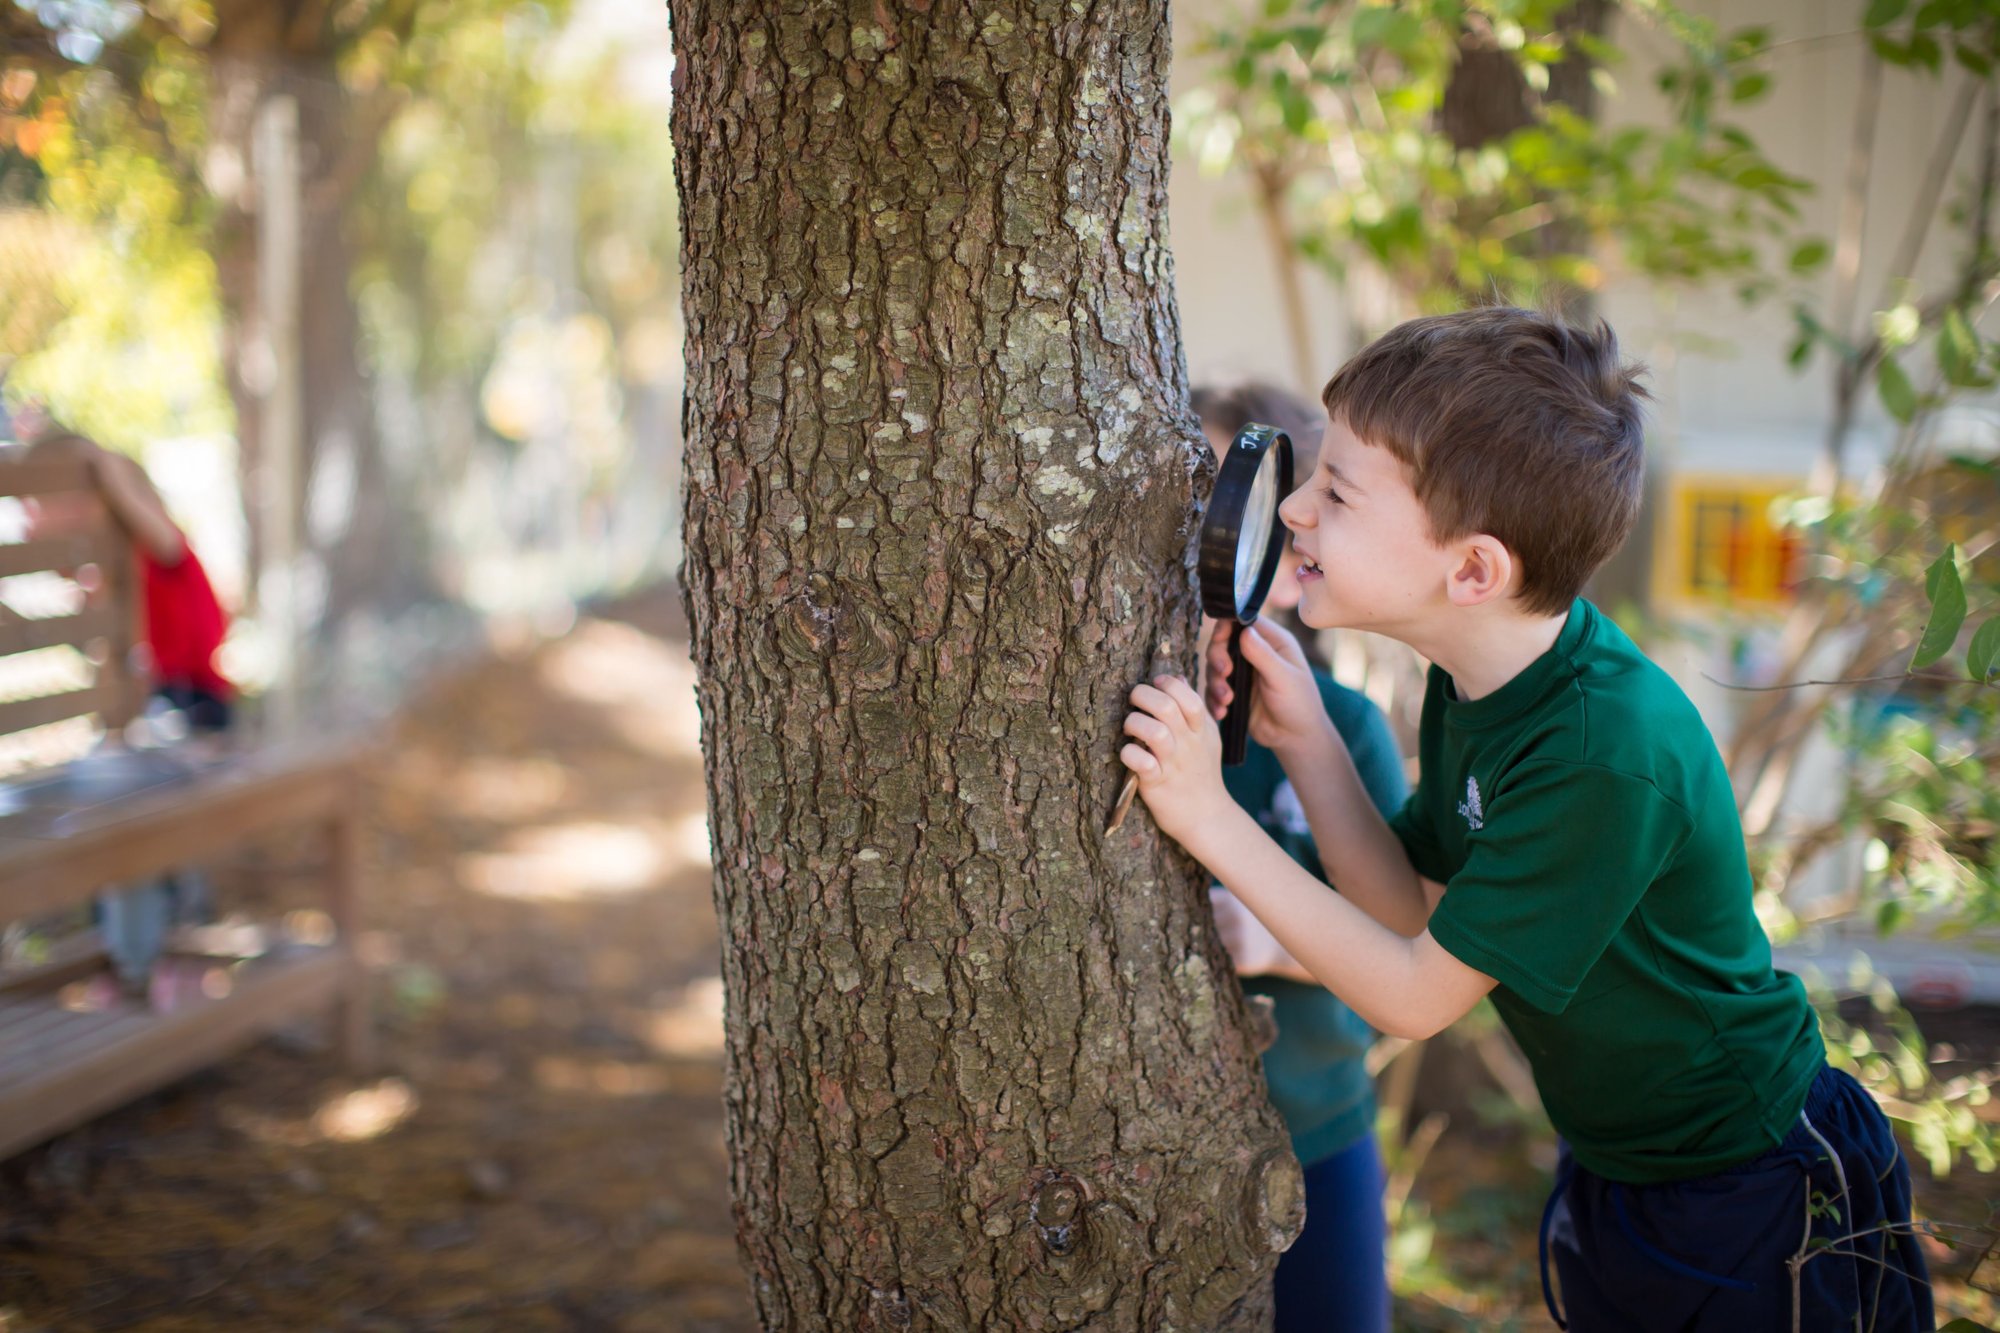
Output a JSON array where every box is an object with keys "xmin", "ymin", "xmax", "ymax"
[
  {"xmin": 1166, "ymin": 0, "xmax": 1990, "ymax": 670},
  {"xmin": 1166, "ymin": 0, "xmax": 1991, "ymax": 503}
]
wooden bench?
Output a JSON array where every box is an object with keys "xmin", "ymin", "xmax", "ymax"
[{"xmin": 0, "ymin": 450, "xmax": 369, "ymax": 1160}]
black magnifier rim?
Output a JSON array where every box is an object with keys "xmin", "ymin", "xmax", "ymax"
[{"xmin": 1198, "ymin": 423, "xmax": 1294, "ymax": 623}]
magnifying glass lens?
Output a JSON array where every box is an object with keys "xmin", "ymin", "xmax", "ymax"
[
  {"xmin": 1233, "ymin": 452, "xmax": 1279, "ymax": 613},
  {"xmin": 1194, "ymin": 422, "xmax": 1293, "ymax": 766}
]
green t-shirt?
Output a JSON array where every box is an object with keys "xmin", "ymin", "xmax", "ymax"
[
  {"xmin": 1389, "ymin": 599, "xmax": 1823, "ymax": 1185},
  {"xmin": 1224, "ymin": 670, "xmax": 1408, "ymax": 1167}
]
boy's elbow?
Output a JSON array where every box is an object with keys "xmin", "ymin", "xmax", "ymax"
[{"xmin": 1376, "ymin": 1009, "xmax": 1451, "ymax": 1042}]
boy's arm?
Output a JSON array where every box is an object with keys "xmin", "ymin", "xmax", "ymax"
[
  {"xmin": 1123, "ymin": 676, "xmax": 1494, "ymax": 1038},
  {"xmin": 1205, "ymin": 622, "xmax": 1439, "ymax": 935},
  {"xmin": 1192, "ymin": 805, "xmax": 1493, "ymax": 1039},
  {"xmin": 90, "ymin": 449, "xmax": 187, "ymax": 566},
  {"xmin": 1272, "ymin": 730, "xmax": 1444, "ymax": 937},
  {"xmin": 1209, "ymin": 887, "xmax": 1319, "ymax": 984}
]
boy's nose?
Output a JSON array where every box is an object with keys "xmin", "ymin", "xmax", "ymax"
[{"xmin": 1278, "ymin": 484, "xmax": 1312, "ymax": 530}]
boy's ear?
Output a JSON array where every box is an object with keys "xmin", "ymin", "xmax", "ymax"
[{"xmin": 1445, "ymin": 533, "xmax": 1516, "ymax": 608}]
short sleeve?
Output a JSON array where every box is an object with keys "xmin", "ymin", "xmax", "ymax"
[
  {"xmin": 1426, "ymin": 762, "xmax": 1691, "ymax": 1014},
  {"xmin": 1387, "ymin": 785, "xmax": 1450, "ymax": 884}
]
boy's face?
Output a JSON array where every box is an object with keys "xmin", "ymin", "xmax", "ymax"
[{"xmin": 1278, "ymin": 415, "xmax": 1460, "ymax": 633}]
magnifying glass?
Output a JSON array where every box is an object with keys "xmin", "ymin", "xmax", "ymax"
[
  {"xmin": 1105, "ymin": 421, "xmax": 1294, "ymax": 837},
  {"xmin": 1199, "ymin": 423, "xmax": 1293, "ymax": 766}
]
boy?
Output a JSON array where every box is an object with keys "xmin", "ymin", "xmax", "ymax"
[
  {"xmin": 1194, "ymin": 381, "xmax": 1402, "ymax": 1333},
  {"xmin": 1120, "ymin": 309, "xmax": 1930, "ymax": 1330},
  {"xmin": 16, "ymin": 416, "xmax": 236, "ymax": 733},
  {"xmin": 14, "ymin": 418, "xmax": 236, "ymax": 1000}
]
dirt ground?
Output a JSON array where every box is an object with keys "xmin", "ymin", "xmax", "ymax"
[{"xmin": 0, "ymin": 587, "xmax": 1992, "ymax": 1331}]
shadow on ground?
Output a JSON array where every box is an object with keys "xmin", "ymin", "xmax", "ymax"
[{"xmin": 0, "ymin": 587, "xmax": 757, "ymax": 1332}]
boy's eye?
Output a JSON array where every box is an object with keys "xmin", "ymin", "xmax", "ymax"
[{"xmin": 1320, "ymin": 483, "xmax": 1344, "ymax": 506}]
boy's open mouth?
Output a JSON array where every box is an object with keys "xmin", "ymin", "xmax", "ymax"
[{"xmin": 1298, "ymin": 554, "xmax": 1324, "ymax": 577}]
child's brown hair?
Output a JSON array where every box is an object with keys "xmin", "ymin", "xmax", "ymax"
[
  {"xmin": 1322, "ymin": 307, "xmax": 1649, "ymax": 616},
  {"xmin": 1189, "ymin": 380, "xmax": 1324, "ymax": 480}
]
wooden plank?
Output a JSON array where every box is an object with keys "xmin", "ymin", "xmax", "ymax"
[
  {"xmin": 0, "ymin": 933, "xmax": 109, "ymax": 996},
  {"xmin": 326, "ymin": 794, "xmax": 372, "ymax": 1072},
  {"xmin": 0, "ymin": 607, "xmax": 115, "ymax": 659},
  {"xmin": 0, "ymin": 1006, "xmax": 146, "ymax": 1081},
  {"xmin": 0, "ymin": 999, "xmax": 98, "ymax": 1046},
  {"xmin": 0, "ymin": 751, "xmax": 362, "ymax": 919},
  {"xmin": 0, "ymin": 459, "xmax": 93, "ymax": 498},
  {"xmin": 0, "ymin": 999, "xmax": 57, "ymax": 1036},
  {"xmin": 0, "ymin": 533, "xmax": 108, "ymax": 579},
  {"xmin": 0, "ymin": 688, "xmax": 102, "ymax": 738},
  {"xmin": 93, "ymin": 542, "xmax": 143, "ymax": 731},
  {"xmin": 0, "ymin": 944, "xmax": 348, "ymax": 1159}
]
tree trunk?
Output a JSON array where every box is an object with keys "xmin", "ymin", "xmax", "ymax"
[
  {"xmin": 669, "ymin": 4, "xmax": 1301, "ymax": 1329},
  {"xmin": 208, "ymin": 54, "xmax": 431, "ymax": 640}
]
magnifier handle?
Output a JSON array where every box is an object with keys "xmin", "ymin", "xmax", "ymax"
[{"xmin": 1221, "ymin": 623, "xmax": 1256, "ymax": 767}]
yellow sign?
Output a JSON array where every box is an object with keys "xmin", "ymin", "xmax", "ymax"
[{"xmin": 1655, "ymin": 475, "xmax": 1804, "ymax": 608}]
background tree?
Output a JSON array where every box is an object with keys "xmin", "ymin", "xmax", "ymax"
[
  {"xmin": 1175, "ymin": 0, "xmax": 1807, "ymax": 381},
  {"xmin": 0, "ymin": 0, "xmax": 681, "ymax": 640},
  {"xmin": 669, "ymin": 2, "xmax": 1300, "ymax": 1327}
]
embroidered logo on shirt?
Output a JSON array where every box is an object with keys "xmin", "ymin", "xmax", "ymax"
[{"xmin": 1458, "ymin": 776, "xmax": 1485, "ymax": 831}]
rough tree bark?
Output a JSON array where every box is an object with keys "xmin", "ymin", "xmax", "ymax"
[{"xmin": 669, "ymin": 3, "xmax": 1301, "ymax": 1329}]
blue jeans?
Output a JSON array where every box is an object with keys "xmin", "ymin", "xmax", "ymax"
[
  {"xmin": 1541, "ymin": 1064, "xmax": 1932, "ymax": 1331},
  {"xmin": 1273, "ymin": 1131, "xmax": 1390, "ymax": 1333},
  {"xmin": 99, "ymin": 686, "xmax": 231, "ymax": 987}
]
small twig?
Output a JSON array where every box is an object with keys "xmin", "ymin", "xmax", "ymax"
[
  {"xmin": 1705, "ymin": 670, "xmax": 1921, "ymax": 694},
  {"xmin": 1103, "ymin": 773, "xmax": 1139, "ymax": 836}
]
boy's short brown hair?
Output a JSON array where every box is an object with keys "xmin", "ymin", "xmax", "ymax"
[{"xmin": 1322, "ymin": 307, "xmax": 1649, "ymax": 616}]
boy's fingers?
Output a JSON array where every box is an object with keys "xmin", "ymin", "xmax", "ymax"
[
  {"xmin": 1154, "ymin": 675, "xmax": 1208, "ymax": 727},
  {"xmin": 1123, "ymin": 712, "xmax": 1175, "ymax": 754},
  {"xmin": 1253, "ymin": 619, "xmax": 1308, "ymax": 669},
  {"xmin": 1240, "ymin": 620, "xmax": 1293, "ymax": 671},
  {"xmin": 1206, "ymin": 627, "xmax": 1234, "ymax": 679},
  {"xmin": 1129, "ymin": 682, "xmax": 1184, "ymax": 727},
  {"xmin": 1118, "ymin": 743, "xmax": 1158, "ymax": 775}
]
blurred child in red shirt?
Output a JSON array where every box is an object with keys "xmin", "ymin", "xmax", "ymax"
[{"xmin": 17, "ymin": 415, "xmax": 235, "ymax": 998}]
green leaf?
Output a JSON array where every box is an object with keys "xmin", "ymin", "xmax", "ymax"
[
  {"xmin": 1968, "ymin": 616, "xmax": 2000, "ymax": 681},
  {"xmin": 1926, "ymin": 544, "xmax": 1959, "ymax": 600},
  {"xmin": 1788, "ymin": 238, "xmax": 1829, "ymax": 273},
  {"xmin": 1909, "ymin": 32, "xmax": 1944, "ymax": 69},
  {"xmin": 1955, "ymin": 44, "xmax": 1993, "ymax": 76},
  {"xmin": 1911, "ymin": 547, "xmax": 1967, "ymax": 670},
  {"xmin": 1732, "ymin": 72, "xmax": 1771, "ymax": 102},
  {"xmin": 1940, "ymin": 306, "xmax": 1986, "ymax": 386},
  {"xmin": 1351, "ymin": 6, "xmax": 1424, "ymax": 57},
  {"xmin": 1936, "ymin": 1321, "xmax": 1999, "ymax": 1333},
  {"xmin": 1877, "ymin": 356, "xmax": 1918, "ymax": 423},
  {"xmin": 1279, "ymin": 81, "xmax": 1314, "ymax": 135},
  {"xmin": 1864, "ymin": 0, "xmax": 1909, "ymax": 24},
  {"xmin": 1872, "ymin": 34, "xmax": 1914, "ymax": 64}
]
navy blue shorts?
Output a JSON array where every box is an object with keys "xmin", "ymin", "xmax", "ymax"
[
  {"xmin": 1541, "ymin": 1064, "xmax": 1932, "ymax": 1332},
  {"xmin": 1273, "ymin": 1131, "xmax": 1389, "ymax": 1333}
]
